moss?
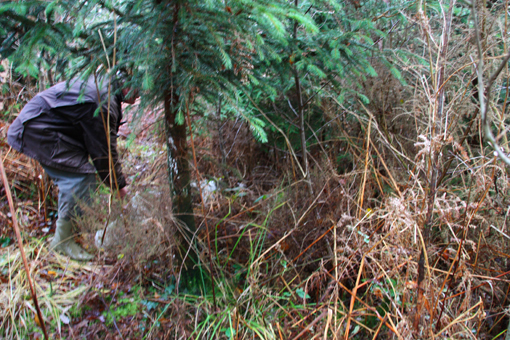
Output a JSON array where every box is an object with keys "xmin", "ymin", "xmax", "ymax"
[{"xmin": 102, "ymin": 286, "xmax": 142, "ymax": 326}]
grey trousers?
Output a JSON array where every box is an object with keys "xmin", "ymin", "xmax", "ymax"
[{"xmin": 42, "ymin": 165, "xmax": 96, "ymax": 221}]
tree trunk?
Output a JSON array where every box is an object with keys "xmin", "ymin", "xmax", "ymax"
[
  {"xmin": 293, "ymin": 0, "xmax": 313, "ymax": 196},
  {"xmin": 164, "ymin": 91, "xmax": 197, "ymax": 268}
]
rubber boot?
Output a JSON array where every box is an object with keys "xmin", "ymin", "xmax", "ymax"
[{"xmin": 50, "ymin": 219, "xmax": 94, "ymax": 261}]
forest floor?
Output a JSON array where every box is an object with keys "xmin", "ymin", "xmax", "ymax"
[{"xmin": 1, "ymin": 104, "xmax": 510, "ymax": 340}]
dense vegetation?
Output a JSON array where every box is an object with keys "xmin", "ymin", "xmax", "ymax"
[{"xmin": 1, "ymin": 0, "xmax": 510, "ymax": 339}]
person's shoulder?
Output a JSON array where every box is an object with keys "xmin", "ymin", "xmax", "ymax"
[{"xmin": 37, "ymin": 78, "xmax": 98, "ymax": 107}]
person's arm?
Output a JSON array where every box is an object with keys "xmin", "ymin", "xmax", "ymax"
[
  {"xmin": 78, "ymin": 99, "xmax": 127, "ymax": 191},
  {"xmin": 118, "ymin": 186, "xmax": 128, "ymax": 199}
]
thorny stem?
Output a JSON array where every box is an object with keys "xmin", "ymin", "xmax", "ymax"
[
  {"xmin": 423, "ymin": 0, "xmax": 456, "ymax": 242},
  {"xmin": 415, "ymin": 1, "xmax": 456, "ymax": 330}
]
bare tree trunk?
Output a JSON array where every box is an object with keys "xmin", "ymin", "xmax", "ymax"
[
  {"xmin": 216, "ymin": 97, "xmax": 229, "ymax": 180},
  {"xmin": 164, "ymin": 2, "xmax": 203, "ymax": 291},
  {"xmin": 164, "ymin": 92, "xmax": 197, "ymax": 269},
  {"xmin": 293, "ymin": 0, "xmax": 313, "ymax": 196}
]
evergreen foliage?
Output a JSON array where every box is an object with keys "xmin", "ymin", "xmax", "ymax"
[
  {"xmin": 4, "ymin": 1, "xmax": 510, "ymax": 337},
  {"xmin": 0, "ymin": 0, "xmax": 411, "ymax": 254},
  {"xmin": 1, "ymin": 0, "xmax": 408, "ymax": 138},
  {"xmin": 248, "ymin": 0, "xmax": 410, "ymax": 153}
]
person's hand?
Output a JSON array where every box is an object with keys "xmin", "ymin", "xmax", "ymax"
[{"xmin": 118, "ymin": 186, "xmax": 128, "ymax": 199}]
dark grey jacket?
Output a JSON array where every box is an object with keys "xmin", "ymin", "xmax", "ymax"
[{"xmin": 7, "ymin": 76, "xmax": 126, "ymax": 189}]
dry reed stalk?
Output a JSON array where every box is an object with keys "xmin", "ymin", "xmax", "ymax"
[
  {"xmin": 250, "ymin": 182, "xmax": 327, "ymax": 270},
  {"xmin": 358, "ymin": 116, "xmax": 371, "ymax": 219},
  {"xmin": 371, "ymin": 314, "xmax": 387, "ymax": 340},
  {"xmin": 277, "ymin": 322, "xmax": 284, "ymax": 339},
  {"xmin": 0, "ymin": 151, "xmax": 48, "ymax": 339},
  {"xmin": 96, "ymin": 19, "xmax": 125, "ymax": 248},
  {"xmin": 333, "ymin": 215, "xmax": 338, "ymax": 340},
  {"xmin": 433, "ymin": 298, "xmax": 484, "ymax": 338},
  {"xmin": 325, "ymin": 269, "xmax": 398, "ymax": 335},
  {"xmin": 473, "ymin": 0, "xmax": 510, "ymax": 166},
  {"xmin": 292, "ymin": 224, "xmax": 334, "ymax": 264},
  {"xmin": 344, "ymin": 256, "xmax": 364, "ymax": 340},
  {"xmin": 323, "ymin": 308, "xmax": 332, "ymax": 340},
  {"xmin": 413, "ymin": 249, "xmax": 425, "ymax": 331},
  {"xmin": 360, "ymin": 105, "xmax": 404, "ymax": 199},
  {"xmin": 291, "ymin": 309, "xmax": 327, "ymax": 340}
]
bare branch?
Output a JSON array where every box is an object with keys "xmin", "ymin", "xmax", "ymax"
[{"xmin": 472, "ymin": 0, "xmax": 510, "ymax": 165}]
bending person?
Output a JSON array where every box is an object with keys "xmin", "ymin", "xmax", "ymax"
[{"xmin": 8, "ymin": 76, "xmax": 138, "ymax": 260}]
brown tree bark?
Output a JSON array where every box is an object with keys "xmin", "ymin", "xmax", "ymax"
[
  {"xmin": 293, "ymin": 0, "xmax": 313, "ymax": 196},
  {"xmin": 164, "ymin": 92, "xmax": 197, "ymax": 269}
]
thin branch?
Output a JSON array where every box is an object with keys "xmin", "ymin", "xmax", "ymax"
[
  {"xmin": 473, "ymin": 1, "xmax": 510, "ymax": 166},
  {"xmin": 486, "ymin": 50, "xmax": 510, "ymax": 101},
  {"xmin": 0, "ymin": 152, "xmax": 49, "ymax": 340}
]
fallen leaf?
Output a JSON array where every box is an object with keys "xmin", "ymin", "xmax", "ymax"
[
  {"xmin": 60, "ymin": 314, "xmax": 70, "ymax": 324},
  {"xmin": 34, "ymin": 313, "xmax": 42, "ymax": 327},
  {"xmin": 74, "ymin": 319, "xmax": 89, "ymax": 330}
]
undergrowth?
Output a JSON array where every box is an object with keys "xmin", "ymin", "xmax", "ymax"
[{"xmin": 2, "ymin": 1, "xmax": 510, "ymax": 339}]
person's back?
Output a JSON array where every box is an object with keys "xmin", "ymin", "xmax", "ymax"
[{"xmin": 8, "ymin": 77, "xmax": 125, "ymax": 183}]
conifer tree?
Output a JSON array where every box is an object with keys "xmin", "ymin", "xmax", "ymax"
[
  {"xmin": 1, "ymin": 0, "xmax": 409, "ymax": 287},
  {"xmin": 249, "ymin": 0, "xmax": 408, "ymax": 180},
  {"xmin": 1, "ymin": 0, "xmax": 314, "ymax": 285}
]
